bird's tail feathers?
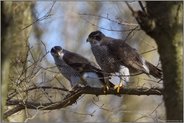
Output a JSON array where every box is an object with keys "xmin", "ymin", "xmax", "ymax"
[{"xmin": 146, "ymin": 62, "xmax": 162, "ymax": 79}]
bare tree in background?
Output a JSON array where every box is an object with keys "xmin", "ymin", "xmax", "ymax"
[
  {"xmin": 1, "ymin": 1, "xmax": 182, "ymax": 122},
  {"xmin": 2, "ymin": 1, "xmax": 34, "ymax": 122}
]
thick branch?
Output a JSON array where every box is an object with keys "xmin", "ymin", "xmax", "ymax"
[
  {"xmin": 82, "ymin": 86, "xmax": 163, "ymax": 96},
  {"xmin": 4, "ymin": 88, "xmax": 83, "ymax": 119},
  {"xmin": 4, "ymin": 86, "xmax": 163, "ymax": 118}
]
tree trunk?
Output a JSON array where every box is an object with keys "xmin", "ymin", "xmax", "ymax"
[
  {"xmin": 136, "ymin": 2, "xmax": 183, "ymax": 121},
  {"xmin": 2, "ymin": 1, "xmax": 33, "ymax": 122}
]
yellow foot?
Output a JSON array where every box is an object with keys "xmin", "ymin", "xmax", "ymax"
[
  {"xmin": 114, "ymin": 82, "xmax": 123, "ymax": 93},
  {"xmin": 103, "ymin": 85, "xmax": 109, "ymax": 93}
]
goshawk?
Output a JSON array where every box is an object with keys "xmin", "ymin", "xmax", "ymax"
[
  {"xmin": 87, "ymin": 31, "xmax": 162, "ymax": 91},
  {"xmin": 51, "ymin": 46, "xmax": 114, "ymax": 90}
]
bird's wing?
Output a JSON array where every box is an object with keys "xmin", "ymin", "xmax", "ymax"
[
  {"xmin": 107, "ymin": 40, "xmax": 149, "ymax": 74},
  {"xmin": 69, "ymin": 63, "xmax": 115, "ymax": 87},
  {"xmin": 63, "ymin": 50, "xmax": 91, "ymax": 65},
  {"xmin": 68, "ymin": 63, "xmax": 105, "ymax": 80}
]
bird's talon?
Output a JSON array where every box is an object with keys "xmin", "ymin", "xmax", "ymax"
[
  {"xmin": 114, "ymin": 84, "xmax": 123, "ymax": 93},
  {"xmin": 117, "ymin": 86, "xmax": 120, "ymax": 93},
  {"xmin": 103, "ymin": 85, "xmax": 109, "ymax": 94}
]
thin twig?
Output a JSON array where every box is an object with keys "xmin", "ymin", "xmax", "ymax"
[
  {"xmin": 79, "ymin": 13, "xmax": 138, "ymax": 26},
  {"xmin": 125, "ymin": 1, "xmax": 135, "ymax": 15},
  {"xmin": 21, "ymin": 1, "xmax": 56, "ymax": 30},
  {"xmin": 138, "ymin": 1, "xmax": 146, "ymax": 13}
]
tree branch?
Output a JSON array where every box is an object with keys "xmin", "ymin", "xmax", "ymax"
[
  {"xmin": 82, "ymin": 86, "xmax": 163, "ymax": 96},
  {"xmin": 4, "ymin": 86, "xmax": 163, "ymax": 118}
]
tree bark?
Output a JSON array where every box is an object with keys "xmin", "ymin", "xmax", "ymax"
[
  {"xmin": 134, "ymin": 2, "xmax": 183, "ymax": 121},
  {"xmin": 2, "ymin": 1, "xmax": 34, "ymax": 122}
]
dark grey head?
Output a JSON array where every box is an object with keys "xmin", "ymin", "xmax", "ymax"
[
  {"xmin": 51, "ymin": 46, "xmax": 63, "ymax": 58},
  {"xmin": 86, "ymin": 30, "xmax": 105, "ymax": 44}
]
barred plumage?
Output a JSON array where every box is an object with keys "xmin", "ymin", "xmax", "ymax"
[
  {"xmin": 51, "ymin": 46, "xmax": 114, "ymax": 89},
  {"xmin": 87, "ymin": 30, "xmax": 162, "ymax": 80}
]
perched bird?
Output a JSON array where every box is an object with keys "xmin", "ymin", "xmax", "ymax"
[
  {"xmin": 87, "ymin": 31, "xmax": 162, "ymax": 91},
  {"xmin": 51, "ymin": 46, "xmax": 114, "ymax": 90}
]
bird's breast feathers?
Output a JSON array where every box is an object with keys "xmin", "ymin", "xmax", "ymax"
[{"xmin": 82, "ymin": 72, "xmax": 103, "ymax": 88}]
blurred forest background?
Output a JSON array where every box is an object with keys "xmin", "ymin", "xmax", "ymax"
[{"xmin": 2, "ymin": 1, "xmax": 182, "ymax": 122}]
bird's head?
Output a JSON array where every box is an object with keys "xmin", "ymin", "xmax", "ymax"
[
  {"xmin": 51, "ymin": 46, "xmax": 64, "ymax": 58},
  {"xmin": 86, "ymin": 30, "xmax": 105, "ymax": 44}
]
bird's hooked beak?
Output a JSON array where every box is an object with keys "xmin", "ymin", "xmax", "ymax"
[
  {"xmin": 56, "ymin": 51, "xmax": 62, "ymax": 56},
  {"xmin": 86, "ymin": 37, "xmax": 95, "ymax": 44},
  {"xmin": 86, "ymin": 38, "xmax": 90, "ymax": 42},
  {"xmin": 51, "ymin": 47, "xmax": 63, "ymax": 57}
]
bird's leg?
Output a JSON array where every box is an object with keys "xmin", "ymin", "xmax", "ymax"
[
  {"xmin": 113, "ymin": 78, "xmax": 124, "ymax": 93},
  {"xmin": 113, "ymin": 73, "xmax": 125, "ymax": 93},
  {"xmin": 102, "ymin": 86, "xmax": 108, "ymax": 94},
  {"xmin": 105, "ymin": 84, "xmax": 109, "ymax": 91},
  {"xmin": 117, "ymin": 77, "xmax": 123, "ymax": 93},
  {"xmin": 103, "ymin": 83, "xmax": 109, "ymax": 94},
  {"xmin": 103, "ymin": 73, "xmax": 110, "ymax": 93}
]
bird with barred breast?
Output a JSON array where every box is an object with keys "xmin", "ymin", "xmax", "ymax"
[
  {"xmin": 87, "ymin": 31, "xmax": 162, "ymax": 92},
  {"xmin": 51, "ymin": 46, "xmax": 114, "ymax": 91}
]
